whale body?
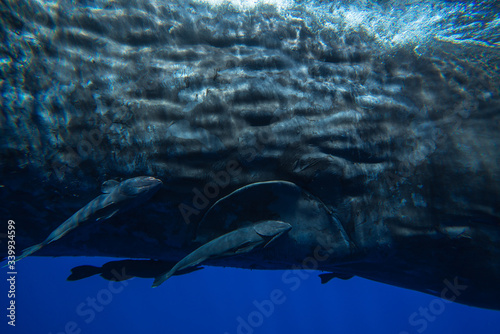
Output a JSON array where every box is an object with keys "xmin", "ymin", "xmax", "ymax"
[
  {"xmin": 0, "ymin": 0, "xmax": 499, "ymax": 310},
  {"xmin": 8, "ymin": 176, "xmax": 162, "ymax": 263}
]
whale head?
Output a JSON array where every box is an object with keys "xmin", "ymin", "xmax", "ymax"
[{"xmin": 117, "ymin": 176, "xmax": 163, "ymax": 198}]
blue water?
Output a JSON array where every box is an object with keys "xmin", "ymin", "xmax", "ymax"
[
  {"xmin": 1, "ymin": 256, "xmax": 499, "ymax": 334},
  {"xmin": 2, "ymin": 0, "xmax": 500, "ymax": 333}
]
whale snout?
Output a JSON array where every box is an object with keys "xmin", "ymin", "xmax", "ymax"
[
  {"xmin": 120, "ymin": 176, "xmax": 163, "ymax": 197},
  {"xmin": 136, "ymin": 176, "xmax": 163, "ymax": 193},
  {"xmin": 142, "ymin": 176, "xmax": 163, "ymax": 188}
]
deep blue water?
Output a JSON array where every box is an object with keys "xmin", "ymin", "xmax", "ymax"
[
  {"xmin": 1, "ymin": 256, "xmax": 500, "ymax": 334},
  {"xmin": 2, "ymin": 0, "xmax": 500, "ymax": 333}
]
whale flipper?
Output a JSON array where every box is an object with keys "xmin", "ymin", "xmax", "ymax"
[
  {"xmin": 3, "ymin": 176, "xmax": 162, "ymax": 266},
  {"xmin": 14, "ymin": 244, "xmax": 44, "ymax": 263},
  {"xmin": 319, "ymin": 272, "xmax": 354, "ymax": 284},
  {"xmin": 152, "ymin": 220, "xmax": 292, "ymax": 287}
]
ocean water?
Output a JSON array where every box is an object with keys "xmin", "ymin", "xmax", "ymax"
[
  {"xmin": 1, "ymin": 0, "xmax": 500, "ymax": 333},
  {"xmin": 1, "ymin": 256, "xmax": 500, "ymax": 334}
]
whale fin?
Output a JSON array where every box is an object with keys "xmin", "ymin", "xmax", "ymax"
[
  {"xmin": 254, "ymin": 223, "xmax": 290, "ymax": 247},
  {"xmin": 319, "ymin": 272, "xmax": 354, "ymax": 284},
  {"xmin": 233, "ymin": 241, "xmax": 258, "ymax": 254},
  {"xmin": 195, "ymin": 181, "xmax": 305, "ymax": 242},
  {"xmin": 152, "ymin": 220, "xmax": 291, "ymax": 288},
  {"xmin": 101, "ymin": 180, "xmax": 119, "ymax": 193},
  {"xmin": 67, "ymin": 265, "xmax": 102, "ymax": 281},
  {"xmin": 95, "ymin": 208, "xmax": 119, "ymax": 222}
]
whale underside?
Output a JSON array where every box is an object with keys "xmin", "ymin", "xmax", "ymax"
[{"xmin": 0, "ymin": 0, "xmax": 499, "ymax": 310}]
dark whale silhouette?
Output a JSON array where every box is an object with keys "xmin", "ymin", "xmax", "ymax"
[
  {"xmin": 67, "ymin": 259, "xmax": 203, "ymax": 282},
  {"xmin": 0, "ymin": 0, "xmax": 499, "ymax": 310}
]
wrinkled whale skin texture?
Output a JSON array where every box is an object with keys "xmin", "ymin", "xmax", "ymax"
[{"xmin": 0, "ymin": 0, "xmax": 499, "ymax": 309}]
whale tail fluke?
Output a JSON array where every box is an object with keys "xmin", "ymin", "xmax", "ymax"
[
  {"xmin": 2, "ymin": 243, "xmax": 44, "ymax": 268},
  {"xmin": 16, "ymin": 243, "xmax": 44, "ymax": 262},
  {"xmin": 319, "ymin": 272, "xmax": 354, "ymax": 284},
  {"xmin": 152, "ymin": 271, "xmax": 174, "ymax": 288},
  {"xmin": 67, "ymin": 265, "xmax": 102, "ymax": 281}
]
